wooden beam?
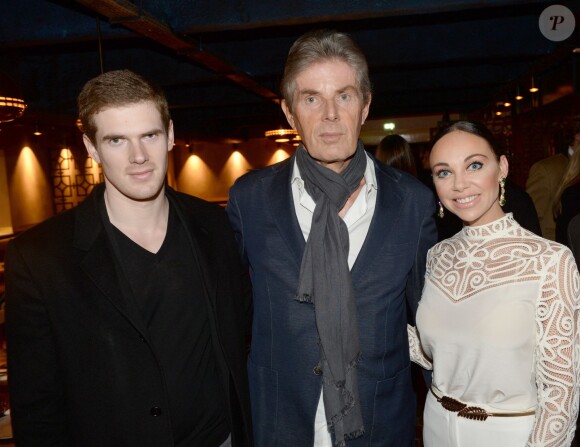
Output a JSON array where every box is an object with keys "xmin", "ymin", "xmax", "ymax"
[{"xmin": 73, "ymin": 0, "xmax": 278, "ymax": 101}]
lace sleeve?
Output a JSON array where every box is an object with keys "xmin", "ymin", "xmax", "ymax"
[
  {"xmin": 408, "ymin": 324, "xmax": 432, "ymax": 370},
  {"xmin": 528, "ymin": 248, "xmax": 580, "ymax": 447},
  {"xmin": 408, "ymin": 248, "xmax": 434, "ymax": 370}
]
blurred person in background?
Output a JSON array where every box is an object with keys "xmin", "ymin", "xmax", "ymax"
[
  {"xmin": 554, "ymin": 141, "xmax": 580, "ymax": 246},
  {"xmin": 569, "ymin": 214, "xmax": 580, "ymax": 263},
  {"xmin": 375, "ymin": 134, "xmax": 417, "ymax": 176},
  {"xmin": 526, "ymin": 121, "xmax": 580, "ymax": 240}
]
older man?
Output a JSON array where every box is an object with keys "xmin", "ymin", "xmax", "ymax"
[{"xmin": 227, "ymin": 30, "xmax": 437, "ymax": 446}]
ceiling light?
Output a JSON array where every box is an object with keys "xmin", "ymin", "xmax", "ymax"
[
  {"xmin": 292, "ymin": 134, "xmax": 302, "ymax": 147},
  {"xmin": 265, "ymin": 128, "xmax": 297, "ymax": 143},
  {"xmin": 0, "ymin": 72, "xmax": 27, "ymax": 123},
  {"xmin": 383, "ymin": 122, "xmax": 395, "ymax": 131},
  {"xmin": 0, "ymin": 97, "xmax": 27, "ymax": 123}
]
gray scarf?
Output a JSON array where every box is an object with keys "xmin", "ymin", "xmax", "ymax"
[{"xmin": 295, "ymin": 141, "xmax": 366, "ymax": 446}]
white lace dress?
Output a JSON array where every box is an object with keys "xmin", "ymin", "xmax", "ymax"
[{"xmin": 409, "ymin": 213, "xmax": 580, "ymax": 447}]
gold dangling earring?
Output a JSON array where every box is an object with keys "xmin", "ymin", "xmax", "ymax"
[
  {"xmin": 437, "ymin": 200, "xmax": 444, "ymax": 218},
  {"xmin": 499, "ymin": 177, "xmax": 506, "ymax": 206}
]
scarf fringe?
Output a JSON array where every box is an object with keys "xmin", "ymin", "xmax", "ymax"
[
  {"xmin": 326, "ymin": 386, "xmax": 356, "ymax": 428},
  {"xmin": 322, "ymin": 352, "xmax": 363, "ymax": 428},
  {"xmin": 334, "ymin": 428, "xmax": 366, "ymax": 446},
  {"xmin": 295, "ymin": 293, "xmax": 313, "ymax": 303},
  {"xmin": 344, "ymin": 428, "xmax": 366, "ymax": 442},
  {"xmin": 321, "ymin": 353, "xmax": 362, "ymax": 389}
]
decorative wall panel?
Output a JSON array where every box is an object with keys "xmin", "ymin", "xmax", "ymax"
[{"xmin": 51, "ymin": 147, "xmax": 102, "ymax": 214}]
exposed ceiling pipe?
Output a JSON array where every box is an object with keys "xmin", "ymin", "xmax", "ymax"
[
  {"xmin": 96, "ymin": 17, "xmax": 104, "ymax": 74},
  {"xmin": 73, "ymin": 0, "xmax": 279, "ymax": 102}
]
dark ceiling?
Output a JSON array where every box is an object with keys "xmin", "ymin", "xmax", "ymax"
[{"xmin": 1, "ymin": 0, "xmax": 579, "ymax": 143}]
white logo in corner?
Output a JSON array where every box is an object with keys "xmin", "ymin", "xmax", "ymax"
[{"xmin": 539, "ymin": 5, "xmax": 575, "ymax": 42}]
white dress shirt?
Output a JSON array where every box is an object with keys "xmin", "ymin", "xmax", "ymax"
[{"xmin": 291, "ymin": 153, "xmax": 377, "ymax": 446}]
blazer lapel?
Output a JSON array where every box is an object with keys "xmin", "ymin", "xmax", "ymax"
[
  {"xmin": 80, "ymin": 235, "xmax": 134, "ymax": 317},
  {"xmin": 351, "ymin": 162, "xmax": 406, "ymax": 282},
  {"xmin": 264, "ymin": 157, "xmax": 306, "ymax": 269},
  {"xmin": 166, "ymin": 189, "xmax": 217, "ymax": 312},
  {"xmin": 74, "ymin": 185, "xmax": 149, "ymax": 336}
]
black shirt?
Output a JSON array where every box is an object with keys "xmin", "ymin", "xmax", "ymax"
[{"xmin": 112, "ymin": 206, "xmax": 229, "ymax": 446}]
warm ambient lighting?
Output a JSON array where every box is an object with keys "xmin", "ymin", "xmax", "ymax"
[
  {"xmin": 33, "ymin": 125, "xmax": 42, "ymax": 136},
  {"xmin": 0, "ymin": 72, "xmax": 27, "ymax": 123},
  {"xmin": 0, "ymin": 96, "xmax": 26, "ymax": 123},
  {"xmin": 383, "ymin": 122, "xmax": 395, "ymax": 131},
  {"xmin": 269, "ymin": 149, "xmax": 291, "ymax": 165},
  {"xmin": 265, "ymin": 128, "xmax": 298, "ymax": 143},
  {"xmin": 224, "ymin": 151, "xmax": 251, "ymax": 184},
  {"xmin": 503, "ymin": 101, "xmax": 511, "ymax": 108},
  {"xmin": 529, "ymin": 77, "xmax": 539, "ymax": 93}
]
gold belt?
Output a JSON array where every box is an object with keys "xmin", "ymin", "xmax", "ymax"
[{"xmin": 430, "ymin": 386, "xmax": 535, "ymax": 421}]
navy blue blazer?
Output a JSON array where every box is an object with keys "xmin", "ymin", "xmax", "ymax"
[{"xmin": 227, "ymin": 153, "xmax": 437, "ymax": 446}]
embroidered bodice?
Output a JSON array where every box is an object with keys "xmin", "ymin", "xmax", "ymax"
[{"xmin": 409, "ymin": 214, "xmax": 580, "ymax": 446}]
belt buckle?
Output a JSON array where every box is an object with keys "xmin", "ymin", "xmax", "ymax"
[{"xmin": 438, "ymin": 395, "xmax": 489, "ymax": 421}]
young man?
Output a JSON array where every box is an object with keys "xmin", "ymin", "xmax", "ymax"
[
  {"xmin": 227, "ymin": 30, "xmax": 437, "ymax": 446},
  {"xmin": 5, "ymin": 70, "xmax": 252, "ymax": 447}
]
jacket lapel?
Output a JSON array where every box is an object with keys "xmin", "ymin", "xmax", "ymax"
[
  {"xmin": 351, "ymin": 160, "xmax": 406, "ymax": 282},
  {"xmin": 74, "ymin": 185, "xmax": 149, "ymax": 335},
  {"xmin": 264, "ymin": 157, "xmax": 306, "ymax": 269},
  {"xmin": 166, "ymin": 188, "xmax": 217, "ymax": 313}
]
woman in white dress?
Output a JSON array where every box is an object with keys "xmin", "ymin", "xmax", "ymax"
[{"xmin": 409, "ymin": 121, "xmax": 580, "ymax": 447}]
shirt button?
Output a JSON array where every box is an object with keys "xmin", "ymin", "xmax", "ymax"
[
  {"xmin": 313, "ymin": 366, "xmax": 322, "ymax": 376},
  {"xmin": 150, "ymin": 406, "xmax": 162, "ymax": 417}
]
